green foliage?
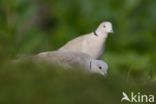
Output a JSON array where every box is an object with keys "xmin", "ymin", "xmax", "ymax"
[
  {"xmin": 0, "ymin": 0, "xmax": 156, "ymax": 103},
  {"xmin": 0, "ymin": 62, "xmax": 155, "ymax": 104}
]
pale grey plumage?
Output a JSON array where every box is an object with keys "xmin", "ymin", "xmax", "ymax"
[
  {"xmin": 59, "ymin": 21, "xmax": 113, "ymax": 59},
  {"xmin": 36, "ymin": 50, "xmax": 108, "ymax": 76}
]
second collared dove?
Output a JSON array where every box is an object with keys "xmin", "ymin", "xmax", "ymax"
[
  {"xmin": 59, "ymin": 21, "xmax": 114, "ymax": 59},
  {"xmin": 36, "ymin": 50, "xmax": 108, "ymax": 76}
]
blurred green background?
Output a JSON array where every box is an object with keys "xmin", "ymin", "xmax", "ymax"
[{"xmin": 0, "ymin": 0, "xmax": 156, "ymax": 104}]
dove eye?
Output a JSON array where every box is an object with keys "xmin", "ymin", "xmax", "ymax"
[
  {"xmin": 103, "ymin": 25, "xmax": 106, "ymax": 28},
  {"xmin": 99, "ymin": 66, "xmax": 102, "ymax": 69}
]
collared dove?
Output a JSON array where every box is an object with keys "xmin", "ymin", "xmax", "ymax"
[
  {"xmin": 36, "ymin": 50, "xmax": 108, "ymax": 76},
  {"xmin": 59, "ymin": 21, "xmax": 114, "ymax": 59}
]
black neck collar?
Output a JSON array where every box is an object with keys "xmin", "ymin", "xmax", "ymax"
[
  {"xmin": 89, "ymin": 60, "xmax": 92, "ymax": 70},
  {"xmin": 93, "ymin": 31, "xmax": 98, "ymax": 36}
]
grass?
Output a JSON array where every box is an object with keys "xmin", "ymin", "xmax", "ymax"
[{"xmin": 0, "ymin": 61, "xmax": 155, "ymax": 104}]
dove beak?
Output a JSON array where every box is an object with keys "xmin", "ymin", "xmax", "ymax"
[
  {"xmin": 104, "ymin": 73, "xmax": 107, "ymax": 77},
  {"xmin": 110, "ymin": 30, "xmax": 114, "ymax": 34}
]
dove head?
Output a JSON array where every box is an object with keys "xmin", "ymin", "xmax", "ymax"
[
  {"xmin": 90, "ymin": 60, "xmax": 108, "ymax": 76},
  {"xmin": 95, "ymin": 21, "xmax": 113, "ymax": 36}
]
